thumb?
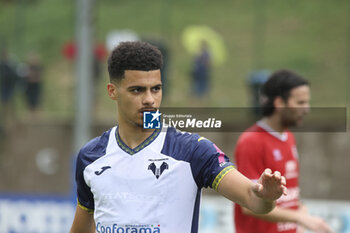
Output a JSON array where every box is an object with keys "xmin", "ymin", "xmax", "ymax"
[{"xmin": 253, "ymin": 183, "xmax": 263, "ymax": 193}]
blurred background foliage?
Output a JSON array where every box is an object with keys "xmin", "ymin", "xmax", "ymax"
[{"xmin": 0, "ymin": 0, "xmax": 349, "ymax": 121}]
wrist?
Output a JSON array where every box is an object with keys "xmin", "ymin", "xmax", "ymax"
[{"xmin": 257, "ymin": 198, "xmax": 276, "ymax": 214}]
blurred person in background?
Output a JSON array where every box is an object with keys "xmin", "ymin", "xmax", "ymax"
[
  {"xmin": 23, "ymin": 52, "xmax": 43, "ymax": 119},
  {"xmin": 0, "ymin": 48, "xmax": 19, "ymax": 130},
  {"xmin": 233, "ymin": 69, "xmax": 334, "ymax": 233},
  {"xmin": 90, "ymin": 56, "xmax": 102, "ymax": 116},
  {"xmin": 191, "ymin": 40, "xmax": 211, "ymax": 98},
  {"xmin": 69, "ymin": 41, "xmax": 288, "ymax": 233}
]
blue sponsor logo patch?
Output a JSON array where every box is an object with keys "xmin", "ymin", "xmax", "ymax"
[
  {"xmin": 143, "ymin": 110, "xmax": 161, "ymax": 129},
  {"xmin": 96, "ymin": 222, "xmax": 161, "ymax": 233}
]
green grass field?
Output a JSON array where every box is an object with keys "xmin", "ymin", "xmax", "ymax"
[{"xmin": 0, "ymin": 0, "xmax": 349, "ymax": 121}]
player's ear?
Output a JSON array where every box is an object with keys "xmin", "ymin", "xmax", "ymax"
[
  {"xmin": 107, "ymin": 82, "xmax": 118, "ymax": 100},
  {"xmin": 274, "ymin": 96, "xmax": 287, "ymax": 109}
]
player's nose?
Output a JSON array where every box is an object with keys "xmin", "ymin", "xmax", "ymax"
[
  {"xmin": 142, "ymin": 90, "xmax": 155, "ymax": 106},
  {"xmin": 303, "ymin": 103, "xmax": 310, "ymax": 114}
]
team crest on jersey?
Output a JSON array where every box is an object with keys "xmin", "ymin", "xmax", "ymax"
[
  {"xmin": 273, "ymin": 149, "xmax": 283, "ymax": 161},
  {"xmin": 148, "ymin": 162, "xmax": 169, "ymax": 179}
]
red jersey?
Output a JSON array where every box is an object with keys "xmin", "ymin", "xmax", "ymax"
[{"xmin": 234, "ymin": 121, "xmax": 300, "ymax": 233}]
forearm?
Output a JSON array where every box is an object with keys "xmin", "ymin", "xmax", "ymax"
[
  {"xmin": 217, "ymin": 169, "xmax": 276, "ymax": 214},
  {"xmin": 70, "ymin": 206, "xmax": 95, "ymax": 233},
  {"xmin": 244, "ymin": 204, "xmax": 334, "ymax": 233},
  {"xmin": 241, "ymin": 205, "xmax": 300, "ymax": 223}
]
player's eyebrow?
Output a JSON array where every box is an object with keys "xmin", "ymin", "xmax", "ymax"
[
  {"xmin": 127, "ymin": 84, "xmax": 162, "ymax": 91},
  {"xmin": 127, "ymin": 86, "xmax": 146, "ymax": 91},
  {"xmin": 152, "ymin": 84, "xmax": 162, "ymax": 89}
]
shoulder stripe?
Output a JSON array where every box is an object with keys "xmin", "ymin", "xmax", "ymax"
[
  {"xmin": 77, "ymin": 199, "xmax": 94, "ymax": 214},
  {"xmin": 212, "ymin": 165, "xmax": 235, "ymax": 191}
]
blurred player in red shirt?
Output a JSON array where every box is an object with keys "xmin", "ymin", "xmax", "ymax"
[{"xmin": 234, "ymin": 70, "xmax": 334, "ymax": 233}]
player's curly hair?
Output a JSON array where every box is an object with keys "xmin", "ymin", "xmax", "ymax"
[
  {"xmin": 107, "ymin": 41, "xmax": 163, "ymax": 82},
  {"xmin": 261, "ymin": 69, "xmax": 309, "ymax": 117}
]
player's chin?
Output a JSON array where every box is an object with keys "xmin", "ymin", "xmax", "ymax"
[
  {"xmin": 135, "ymin": 121, "xmax": 144, "ymax": 129},
  {"xmin": 295, "ymin": 117, "xmax": 305, "ymax": 126},
  {"xmin": 289, "ymin": 121, "xmax": 300, "ymax": 128},
  {"xmin": 132, "ymin": 116, "xmax": 144, "ymax": 128}
]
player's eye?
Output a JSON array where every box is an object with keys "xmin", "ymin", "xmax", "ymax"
[
  {"xmin": 297, "ymin": 100, "xmax": 308, "ymax": 105},
  {"xmin": 131, "ymin": 87, "xmax": 142, "ymax": 93},
  {"xmin": 152, "ymin": 85, "xmax": 162, "ymax": 92}
]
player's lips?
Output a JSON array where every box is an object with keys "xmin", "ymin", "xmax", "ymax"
[
  {"xmin": 139, "ymin": 108, "xmax": 157, "ymax": 113},
  {"xmin": 139, "ymin": 108, "xmax": 157, "ymax": 117}
]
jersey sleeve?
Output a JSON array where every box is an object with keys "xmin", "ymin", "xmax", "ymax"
[
  {"xmin": 74, "ymin": 130, "xmax": 111, "ymax": 213},
  {"xmin": 234, "ymin": 133, "xmax": 265, "ymax": 181},
  {"xmin": 75, "ymin": 149, "xmax": 95, "ymax": 213},
  {"xmin": 189, "ymin": 136, "xmax": 235, "ymax": 190}
]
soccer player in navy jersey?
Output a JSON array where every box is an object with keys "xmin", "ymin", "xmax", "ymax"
[
  {"xmin": 70, "ymin": 41, "xmax": 287, "ymax": 233},
  {"xmin": 234, "ymin": 70, "xmax": 334, "ymax": 233}
]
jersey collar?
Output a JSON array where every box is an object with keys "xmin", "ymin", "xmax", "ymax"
[
  {"xmin": 256, "ymin": 120, "xmax": 288, "ymax": 142},
  {"xmin": 115, "ymin": 125, "xmax": 162, "ymax": 155}
]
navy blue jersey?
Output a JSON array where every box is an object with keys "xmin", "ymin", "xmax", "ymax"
[{"xmin": 75, "ymin": 125, "xmax": 234, "ymax": 233}]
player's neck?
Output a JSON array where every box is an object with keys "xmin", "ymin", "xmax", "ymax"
[
  {"xmin": 261, "ymin": 116, "xmax": 286, "ymax": 134},
  {"xmin": 117, "ymin": 122, "xmax": 155, "ymax": 149}
]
